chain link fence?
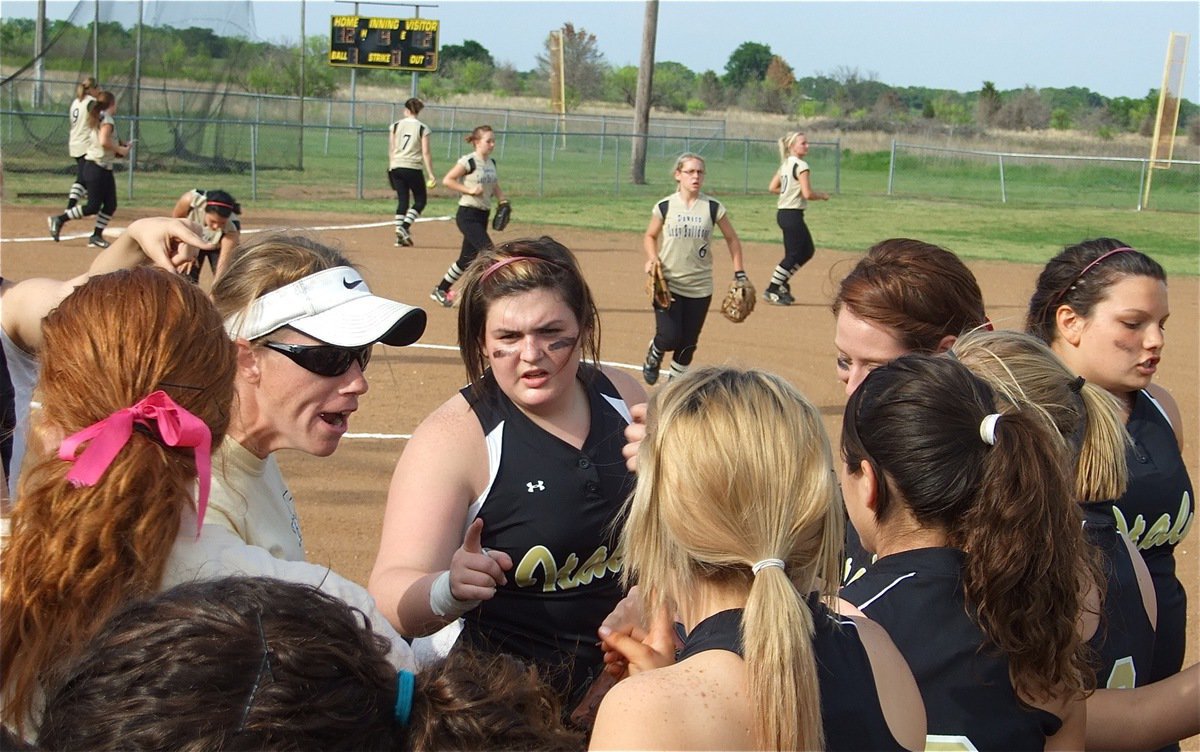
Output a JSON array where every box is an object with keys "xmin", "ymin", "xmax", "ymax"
[{"xmin": 3, "ymin": 77, "xmax": 841, "ymax": 205}]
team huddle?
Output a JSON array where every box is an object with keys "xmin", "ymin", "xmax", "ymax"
[{"xmin": 0, "ymin": 88, "xmax": 1194, "ymax": 750}]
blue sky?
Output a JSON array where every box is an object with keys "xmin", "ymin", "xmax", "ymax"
[{"xmin": 5, "ymin": 1, "xmax": 1198, "ymax": 99}]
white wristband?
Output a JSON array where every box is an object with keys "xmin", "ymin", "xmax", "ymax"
[{"xmin": 429, "ymin": 570, "xmax": 481, "ymax": 618}]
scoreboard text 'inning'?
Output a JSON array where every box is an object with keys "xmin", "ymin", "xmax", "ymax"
[{"xmin": 329, "ymin": 16, "xmax": 439, "ymax": 72}]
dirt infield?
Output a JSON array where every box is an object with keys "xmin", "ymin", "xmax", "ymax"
[{"xmin": 3, "ymin": 203, "xmax": 1197, "ymax": 700}]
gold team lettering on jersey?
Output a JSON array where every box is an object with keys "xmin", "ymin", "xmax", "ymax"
[
  {"xmin": 1113, "ymin": 491, "xmax": 1193, "ymax": 549},
  {"xmin": 514, "ymin": 542, "xmax": 624, "ymax": 592}
]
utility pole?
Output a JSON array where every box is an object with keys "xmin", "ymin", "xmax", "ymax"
[
  {"xmin": 33, "ymin": 0, "xmax": 45, "ymax": 108},
  {"xmin": 631, "ymin": 0, "xmax": 658, "ymax": 184}
]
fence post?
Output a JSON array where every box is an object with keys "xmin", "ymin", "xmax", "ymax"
[
  {"xmin": 1136, "ymin": 159, "xmax": 1148, "ymax": 212},
  {"xmin": 834, "ymin": 138, "xmax": 841, "ymax": 194},
  {"xmin": 125, "ymin": 116, "xmax": 136, "ymax": 200},
  {"xmin": 614, "ymin": 131, "xmax": 621, "ymax": 196},
  {"xmin": 599, "ymin": 116, "xmax": 606, "ymax": 163},
  {"xmin": 447, "ymin": 107, "xmax": 457, "ymax": 160},
  {"xmin": 743, "ymin": 138, "xmax": 750, "ymax": 194},
  {"xmin": 887, "ymin": 139, "xmax": 897, "ymax": 196},
  {"xmin": 324, "ymin": 100, "xmax": 332, "ymax": 155},
  {"xmin": 501, "ymin": 110, "xmax": 510, "ymax": 158},
  {"xmin": 998, "ymin": 154, "xmax": 1006, "ymax": 204},
  {"xmin": 357, "ymin": 128, "xmax": 365, "ymax": 199},
  {"xmin": 251, "ymin": 122, "xmax": 259, "ymax": 200},
  {"xmin": 538, "ymin": 132, "xmax": 545, "ymax": 198}
]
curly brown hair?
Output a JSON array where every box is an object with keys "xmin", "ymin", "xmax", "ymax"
[
  {"xmin": 842, "ymin": 354, "xmax": 1097, "ymax": 706},
  {"xmin": 37, "ymin": 576, "xmax": 583, "ymax": 752},
  {"xmin": 408, "ymin": 651, "xmax": 584, "ymax": 751},
  {"xmin": 0, "ymin": 268, "xmax": 236, "ymax": 735}
]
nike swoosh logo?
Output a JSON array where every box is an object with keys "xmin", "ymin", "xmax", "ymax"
[{"xmin": 343, "ymin": 278, "xmax": 363, "ymax": 289}]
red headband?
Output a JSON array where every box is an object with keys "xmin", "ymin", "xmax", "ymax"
[
  {"xmin": 206, "ymin": 200, "xmax": 236, "ymax": 211},
  {"xmin": 480, "ymin": 256, "xmax": 536, "ymax": 283},
  {"xmin": 1052, "ymin": 247, "xmax": 1136, "ymax": 306}
]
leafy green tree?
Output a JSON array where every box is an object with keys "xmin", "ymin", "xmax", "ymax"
[
  {"xmin": 762, "ymin": 56, "xmax": 795, "ymax": 114},
  {"xmin": 440, "ymin": 39, "xmax": 493, "ymax": 68},
  {"xmin": 723, "ymin": 41, "xmax": 772, "ymax": 88},
  {"xmin": 994, "ymin": 86, "xmax": 1050, "ymax": 130},
  {"xmin": 456, "ymin": 58, "xmax": 493, "ymax": 92},
  {"xmin": 976, "ymin": 80, "xmax": 1001, "ymax": 126},
  {"xmin": 536, "ymin": 22, "xmax": 606, "ymax": 106},
  {"xmin": 605, "ymin": 65, "xmax": 639, "ymax": 106},
  {"xmin": 697, "ymin": 70, "xmax": 725, "ymax": 108}
]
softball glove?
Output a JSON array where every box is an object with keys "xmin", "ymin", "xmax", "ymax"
[
  {"xmin": 491, "ymin": 200, "xmax": 512, "ymax": 231},
  {"xmin": 646, "ymin": 260, "xmax": 673, "ymax": 310},
  {"xmin": 720, "ymin": 272, "xmax": 756, "ymax": 323}
]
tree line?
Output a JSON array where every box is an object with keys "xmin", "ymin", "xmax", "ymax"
[{"xmin": 3, "ymin": 17, "xmax": 1196, "ymax": 142}]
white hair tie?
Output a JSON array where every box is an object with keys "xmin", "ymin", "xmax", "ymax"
[
  {"xmin": 979, "ymin": 413, "xmax": 1002, "ymax": 446},
  {"xmin": 751, "ymin": 558, "xmax": 786, "ymax": 575}
]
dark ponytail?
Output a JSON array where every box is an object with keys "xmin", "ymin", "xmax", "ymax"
[{"xmin": 842, "ymin": 354, "xmax": 1096, "ymax": 704}]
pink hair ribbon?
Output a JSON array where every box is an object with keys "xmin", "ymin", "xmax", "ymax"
[{"xmin": 57, "ymin": 390, "xmax": 213, "ymax": 535}]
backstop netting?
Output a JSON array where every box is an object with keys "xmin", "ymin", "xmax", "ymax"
[{"xmin": 1, "ymin": 1, "xmax": 302, "ymax": 177}]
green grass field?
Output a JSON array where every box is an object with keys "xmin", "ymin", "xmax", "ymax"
[{"xmin": 6, "ymin": 120, "xmax": 1197, "ymax": 275}]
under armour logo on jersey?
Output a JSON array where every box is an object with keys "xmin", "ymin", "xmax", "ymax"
[{"xmin": 527, "ymin": 481, "xmax": 546, "ymax": 493}]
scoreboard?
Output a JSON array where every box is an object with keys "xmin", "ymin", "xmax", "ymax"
[{"xmin": 328, "ymin": 15, "xmax": 439, "ymax": 71}]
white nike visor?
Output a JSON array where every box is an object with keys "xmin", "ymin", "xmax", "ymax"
[{"xmin": 223, "ymin": 265, "xmax": 427, "ymax": 347}]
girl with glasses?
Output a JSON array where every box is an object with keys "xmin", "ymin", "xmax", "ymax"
[{"xmin": 640, "ymin": 152, "xmax": 747, "ymax": 385}]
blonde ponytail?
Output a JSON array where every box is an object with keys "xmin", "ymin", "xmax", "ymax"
[{"xmin": 743, "ymin": 566, "xmax": 821, "ymax": 749}]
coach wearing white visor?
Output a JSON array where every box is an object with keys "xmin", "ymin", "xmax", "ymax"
[{"xmin": 163, "ymin": 233, "xmax": 426, "ymax": 669}]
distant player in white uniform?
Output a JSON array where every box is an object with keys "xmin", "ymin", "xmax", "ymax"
[
  {"xmin": 430, "ymin": 125, "xmax": 505, "ymax": 307},
  {"xmin": 641, "ymin": 152, "xmax": 746, "ymax": 385},
  {"xmin": 63, "ymin": 76, "xmax": 98, "ymax": 211},
  {"xmin": 387, "ymin": 97, "xmax": 436, "ymax": 247},
  {"xmin": 764, "ymin": 131, "xmax": 828, "ymax": 306},
  {"xmin": 171, "ymin": 188, "xmax": 242, "ymax": 284}
]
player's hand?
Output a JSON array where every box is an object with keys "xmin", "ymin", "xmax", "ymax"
[
  {"xmin": 448, "ymin": 518, "xmax": 512, "ymax": 602},
  {"xmin": 426, "ymin": 178, "xmax": 437, "ymax": 189},
  {"xmin": 622, "ymin": 402, "xmax": 648, "ymax": 473},
  {"xmin": 120, "ymin": 217, "xmax": 214, "ymax": 275},
  {"xmin": 598, "ymin": 600, "xmax": 677, "ymax": 680},
  {"xmin": 471, "ymin": 185, "xmax": 484, "ymax": 196}
]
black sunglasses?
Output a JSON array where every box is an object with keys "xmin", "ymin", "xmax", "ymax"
[{"xmin": 261, "ymin": 341, "xmax": 372, "ymax": 377}]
